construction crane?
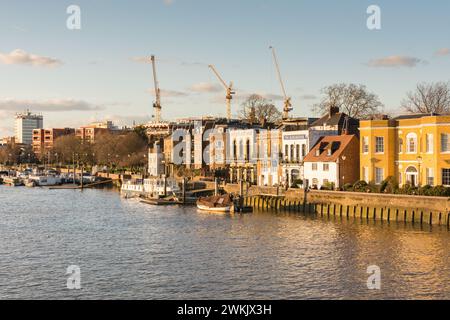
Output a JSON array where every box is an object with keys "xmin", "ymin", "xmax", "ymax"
[
  {"xmin": 208, "ymin": 65, "xmax": 235, "ymax": 121},
  {"xmin": 270, "ymin": 46, "xmax": 292, "ymax": 120},
  {"xmin": 151, "ymin": 55, "xmax": 162, "ymax": 123}
]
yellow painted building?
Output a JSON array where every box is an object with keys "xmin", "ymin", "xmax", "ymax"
[{"xmin": 360, "ymin": 114, "xmax": 450, "ymax": 187}]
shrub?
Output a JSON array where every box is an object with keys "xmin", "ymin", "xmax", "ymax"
[
  {"xmin": 353, "ymin": 180, "xmax": 368, "ymax": 192},
  {"xmin": 343, "ymin": 183, "xmax": 354, "ymax": 192},
  {"xmin": 380, "ymin": 176, "xmax": 399, "ymax": 194}
]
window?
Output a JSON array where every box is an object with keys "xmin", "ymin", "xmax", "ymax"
[
  {"xmin": 426, "ymin": 134, "xmax": 433, "ymax": 153},
  {"xmin": 302, "ymin": 144, "xmax": 307, "ymax": 157},
  {"xmin": 285, "ymin": 145, "xmax": 289, "ymax": 160},
  {"xmin": 312, "ymin": 178, "xmax": 319, "ymax": 186},
  {"xmin": 323, "ymin": 179, "xmax": 329, "ymax": 185},
  {"xmin": 398, "ymin": 172, "xmax": 403, "ymax": 185},
  {"xmin": 398, "ymin": 138, "xmax": 403, "ymax": 154},
  {"xmin": 312, "ymin": 163, "xmax": 318, "ymax": 171},
  {"xmin": 375, "ymin": 137, "xmax": 384, "ymax": 153},
  {"xmin": 442, "ymin": 169, "xmax": 450, "ymax": 186},
  {"xmin": 296, "ymin": 145, "xmax": 300, "ymax": 161},
  {"xmin": 426, "ymin": 168, "xmax": 434, "ymax": 186},
  {"xmin": 375, "ymin": 167, "xmax": 384, "ymax": 184},
  {"xmin": 323, "ymin": 164, "xmax": 329, "ymax": 171},
  {"xmin": 362, "ymin": 167, "xmax": 369, "ymax": 183},
  {"xmin": 441, "ymin": 134, "xmax": 450, "ymax": 153},
  {"xmin": 406, "ymin": 133, "xmax": 417, "ymax": 153},
  {"xmin": 362, "ymin": 137, "xmax": 369, "ymax": 154}
]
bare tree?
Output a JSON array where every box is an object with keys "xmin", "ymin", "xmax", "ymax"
[
  {"xmin": 239, "ymin": 94, "xmax": 282, "ymax": 124},
  {"xmin": 401, "ymin": 82, "xmax": 450, "ymax": 114},
  {"xmin": 312, "ymin": 83, "xmax": 383, "ymax": 119}
]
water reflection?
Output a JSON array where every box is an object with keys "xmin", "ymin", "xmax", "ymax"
[{"xmin": 0, "ymin": 186, "xmax": 449, "ymax": 299}]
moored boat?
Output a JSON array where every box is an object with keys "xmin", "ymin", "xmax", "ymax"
[{"xmin": 197, "ymin": 194, "xmax": 233, "ymax": 213}]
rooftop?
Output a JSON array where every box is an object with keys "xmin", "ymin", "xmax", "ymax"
[{"xmin": 304, "ymin": 134, "xmax": 357, "ymax": 163}]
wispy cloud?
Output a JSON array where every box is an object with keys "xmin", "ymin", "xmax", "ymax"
[
  {"xmin": 435, "ymin": 48, "xmax": 450, "ymax": 56},
  {"xmin": 163, "ymin": 0, "xmax": 174, "ymax": 5},
  {"xmin": 189, "ymin": 82, "xmax": 222, "ymax": 93},
  {"xmin": 0, "ymin": 98, "xmax": 104, "ymax": 112},
  {"xmin": 367, "ymin": 55, "xmax": 423, "ymax": 68},
  {"xmin": 147, "ymin": 88, "xmax": 189, "ymax": 98},
  {"xmin": 300, "ymin": 94, "xmax": 318, "ymax": 100},
  {"xmin": 0, "ymin": 49, "xmax": 62, "ymax": 67}
]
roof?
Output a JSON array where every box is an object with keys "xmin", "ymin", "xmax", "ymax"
[
  {"xmin": 311, "ymin": 112, "xmax": 359, "ymax": 128},
  {"xmin": 303, "ymin": 135, "xmax": 357, "ymax": 163},
  {"xmin": 393, "ymin": 113, "xmax": 441, "ymax": 120}
]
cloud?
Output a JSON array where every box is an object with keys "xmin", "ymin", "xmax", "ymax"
[
  {"xmin": 435, "ymin": 48, "xmax": 450, "ymax": 56},
  {"xmin": 0, "ymin": 49, "xmax": 62, "ymax": 67},
  {"xmin": 189, "ymin": 82, "xmax": 222, "ymax": 93},
  {"xmin": 163, "ymin": 0, "xmax": 174, "ymax": 5},
  {"xmin": 131, "ymin": 56, "xmax": 151, "ymax": 64},
  {"xmin": 300, "ymin": 94, "xmax": 318, "ymax": 100},
  {"xmin": 367, "ymin": 55, "xmax": 423, "ymax": 68},
  {"xmin": 0, "ymin": 98, "xmax": 104, "ymax": 112},
  {"xmin": 147, "ymin": 88, "xmax": 189, "ymax": 98}
]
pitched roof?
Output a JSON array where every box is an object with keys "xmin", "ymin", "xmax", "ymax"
[
  {"xmin": 303, "ymin": 135, "xmax": 357, "ymax": 163},
  {"xmin": 393, "ymin": 113, "xmax": 441, "ymax": 120}
]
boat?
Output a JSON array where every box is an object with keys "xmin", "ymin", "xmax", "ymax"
[
  {"xmin": 197, "ymin": 194, "xmax": 233, "ymax": 213},
  {"xmin": 28, "ymin": 175, "xmax": 62, "ymax": 186},
  {"xmin": 2, "ymin": 176, "xmax": 23, "ymax": 187},
  {"xmin": 121, "ymin": 179, "xmax": 145, "ymax": 198},
  {"xmin": 121, "ymin": 176, "xmax": 181, "ymax": 199},
  {"xmin": 24, "ymin": 179, "xmax": 36, "ymax": 188}
]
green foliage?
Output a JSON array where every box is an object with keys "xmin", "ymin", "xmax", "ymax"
[
  {"xmin": 352, "ymin": 180, "xmax": 368, "ymax": 192},
  {"xmin": 343, "ymin": 183, "xmax": 354, "ymax": 192},
  {"xmin": 380, "ymin": 176, "xmax": 399, "ymax": 194}
]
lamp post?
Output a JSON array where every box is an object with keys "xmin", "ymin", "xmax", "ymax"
[
  {"xmin": 341, "ymin": 155, "xmax": 347, "ymax": 189},
  {"xmin": 417, "ymin": 156, "xmax": 423, "ymax": 186}
]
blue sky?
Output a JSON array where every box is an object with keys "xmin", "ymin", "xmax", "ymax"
[{"xmin": 1, "ymin": 0, "xmax": 449, "ymax": 136}]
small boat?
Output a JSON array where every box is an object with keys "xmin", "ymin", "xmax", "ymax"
[
  {"xmin": 2, "ymin": 177, "xmax": 23, "ymax": 187},
  {"xmin": 24, "ymin": 179, "xmax": 36, "ymax": 188},
  {"xmin": 197, "ymin": 194, "xmax": 233, "ymax": 213}
]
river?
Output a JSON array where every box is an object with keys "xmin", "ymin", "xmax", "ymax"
[{"xmin": 0, "ymin": 185, "xmax": 449, "ymax": 300}]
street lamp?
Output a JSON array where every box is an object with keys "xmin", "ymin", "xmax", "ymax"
[{"xmin": 417, "ymin": 156, "xmax": 423, "ymax": 186}]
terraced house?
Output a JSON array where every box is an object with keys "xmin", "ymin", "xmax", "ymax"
[{"xmin": 359, "ymin": 114, "xmax": 450, "ymax": 187}]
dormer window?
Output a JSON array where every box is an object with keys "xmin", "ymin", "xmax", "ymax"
[
  {"xmin": 315, "ymin": 149, "xmax": 320, "ymax": 156},
  {"xmin": 327, "ymin": 149, "xmax": 332, "ymax": 156}
]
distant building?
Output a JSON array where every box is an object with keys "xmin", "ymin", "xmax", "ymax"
[
  {"xmin": 228, "ymin": 128, "xmax": 259, "ymax": 184},
  {"xmin": 360, "ymin": 113, "xmax": 450, "ymax": 187},
  {"xmin": 14, "ymin": 110, "xmax": 44, "ymax": 144},
  {"xmin": 303, "ymin": 134, "xmax": 360, "ymax": 190},
  {"xmin": 309, "ymin": 107, "xmax": 359, "ymax": 143},
  {"xmin": 0, "ymin": 136, "xmax": 16, "ymax": 146},
  {"xmin": 256, "ymin": 128, "xmax": 282, "ymax": 187},
  {"xmin": 148, "ymin": 140, "xmax": 165, "ymax": 177},
  {"xmin": 32, "ymin": 128, "xmax": 75, "ymax": 157},
  {"xmin": 75, "ymin": 121, "xmax": 120, "ymax": 143}
]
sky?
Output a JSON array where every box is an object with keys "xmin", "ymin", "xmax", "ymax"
[{"xmin": 0, "ymin": 0, "xmax": 449, "ymax": 137}]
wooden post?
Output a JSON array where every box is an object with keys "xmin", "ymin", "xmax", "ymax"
[
  {"xmin": 80, "ymin": 165, "xmax": 84, "ymax": 189},
  {"xmin": 182, "ymin": 178, "xmax": 186, "ymax": 204}
]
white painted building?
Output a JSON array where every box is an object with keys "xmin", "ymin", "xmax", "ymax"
[
  {"xmin": 148, "ymin": 142, "xmax": 165, "ymax": 177},
  {"xmin": 258, "ymin": 129, "xmax": 281, "ymax": 187},
  {"xmin": 15, "ymin": 110, "xmax": 43, "ymax": 144},
  {"xmin": 228, "ymin": 128, "xmax": 258, "ymax": 184},
  {"xmin": 281, "ymin": 130, "xmax": 309, "ymax": 187}
]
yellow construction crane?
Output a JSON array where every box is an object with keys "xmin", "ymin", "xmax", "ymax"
[
  {"xmin": 151, "ymin": 55, "xmax": 162, "ymax": 123},
  {"xmin": 270, "ymin": 46, "xmax": 292, "ymax": 120},
  {"xmin": 208, "ymin": 64, "xmax": 235, "ymax": 121}
]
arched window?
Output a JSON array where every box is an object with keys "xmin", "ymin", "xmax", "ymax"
[
  {"xmin": 245, "ymin": 139, "xmax": 251, "ymax": 161},
  {"xmin": 290, "ymin": 145, "xmax": 295, "ymax": 161},
  {"xmin": 406, "ymin": 133, "xmax": 417, "ymax": 153},
  {"xmin": 296, "ymin": 145, "xmax": 300, "ymax": 161},
  {"xmin": 239, "ymin": 140, "xmax": 244, "ymax": 161},
  {"xmin": 233, "ymin": 140, "xmax": 237, "ymax": 161},
  {"xmin": 302, "ymin": 144, "xmax": 307, "ymax": 158},
  {"xmin": 285, "ymin": 145, "xmax": 289, "ymax": 160}
]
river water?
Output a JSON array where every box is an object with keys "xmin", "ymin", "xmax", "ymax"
[{"xmin": 0, "ymin": 185, "xmax": 449, "ymax": 300}]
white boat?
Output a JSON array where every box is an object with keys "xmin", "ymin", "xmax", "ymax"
[
  {"xmin": 143, "ymin": 177, "xmax": 180, "ymax": 197},
  {"xmin": 121, "ymin": 177, "xmax": 181, "ymax": 199},
  {"xmin": 28, "ymin": 175, "xmax": 62, "ymax": 186},
  {"xmin": 121, "ymin": 179, "xmax": 145, "ymax": 198},
  {"xmin": 196, "ymin": 194, "xmax": 233, "ymax": 213}
]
